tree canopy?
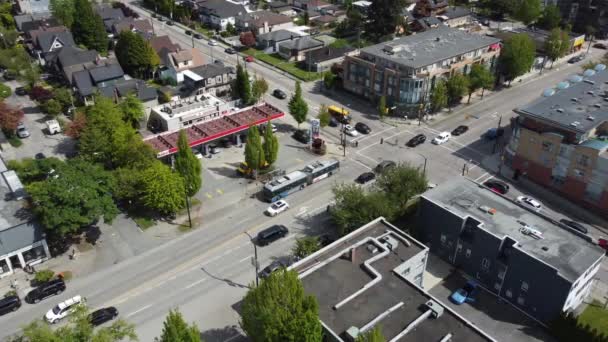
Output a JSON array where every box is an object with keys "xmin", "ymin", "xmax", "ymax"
[
  {"xmin": 175, "ymin": 130, "xmax": 202, "ymax": 197},
  {"xmin": 356, "ymin": 326, "xmax": 386, "ymax": 342},
  {"xmin": 72, "ymin": 0, "xmax": 108, "ymax": 53},
  {"xmin": 244, "ymin": 125, "xmax": 265, "ymax": 172},
  {"xmin": 115, "ymin": 30, "xmax": 160, "ymax": 79},
  {"xmin": 430, "ymin": 80, "xmax": 447, "ymax": 113},
  {"xmin": 446, "ymin": 73, "xmax": 469, "ymax": 106},
  {"xmin": 155, "ymin": 309, "xmax": 201, "ymax": 342},
  {"xmin": 288, "ymin": 81, "xmax": 308, "ymax": 128},
  {"xmin": 544, "ymin": 28, "xmax": 570, "ymax": 67},
  {"xmin": 119, "ymin": 93, "xmax": 146, "ymax": 128},
  {"xmin": 140, "ymin": 161, "xmax": 185, "ymax": 215},
  {"xmin": 513, "ymin": 0, "xmax": 542, "ymax": 25},
  {"xmin": 499, "ymin": 34, "xmax": 536, "ymax": 84},
  {"xmin": 240, "ymin": 269, "xmax": 322, "ymax": 342},
  {"xmin": 292, "ymin": 236, "xmax": 321, "ymax": 259},
  {"xmin": 538, "ymin": 4, "xmax": 561, "ymax": 30},
  {"xmin": 0, "ymin": 101, "xmax": 24, "ymax": 134},
  {"xmin": 467, "ymin": 64, "xmax": 494, "ymax": 102},
  {"xmin": 263, "ymin": 122, "xmax": 279, "ymax": 165},
  {"xmin": 251, "ymin": 76, "xmax": 269, "ymax": 103},
  {"xmin": 365, "ymin": 0, "xmax": 407, "ymax": 42},
  {"xmin": 50, "ymin": 0, "xmax": 75, "ymax": 28},
  {"xmin": 378, "ymin": 95, "xmax": 387, "ymax": 118},
  {"xmin": 317, "ymin": 104, "xmax": 330, "ymax": 128},
  {"xmin": 374, "ymin": 163, "xmax": 427, "ymax": 211},
  {"xmin": 235, "ymin": 64, "xmax": 252, "ymax": 105}
]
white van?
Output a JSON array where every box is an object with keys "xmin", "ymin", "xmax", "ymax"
[
  {"xmin": 46, "ymin": 120, "xmax": 61, "ymax": 135},
  {"xmin": 45, "ymin": 295, "xmax": 85, "ymax": 323}
]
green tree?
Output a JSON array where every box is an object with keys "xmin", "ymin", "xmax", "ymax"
[
  {"xmin": 499, "ymin": 33, "xmax": 536, "ymax": 85},
  {"xmin": 235, "ymin": 64, "xmax": 252, "ymax": 105},
  {"xmin": 0, "ymin": 27, "xmax": 19, "ymax": 48},
  {"xmin": 240, "ymin": 269, "xmax": 322, "ymax": 342},
  {"xmin": 374, "ymin": 163, "xmax": 427, "ymax": 211},
  {"xmin": 175, "ymin": 130, "xmax": 202, "ymax": 197},
  {"xmin": 467, "ymin": 64, "xmax": 495, "ymax": 102},
  {"xmin": 377, "ymin": 95, "xmax": 387, "ymax": 118},
  {"xmin": 50, "ymin": 0, "xmax": 75, "ymax": 28},
  {"xmin": 538, "ymin": 4, "xmax": 561, "ymax": 30},
  {"xmin": 317, "ymin": 104, "xmax": 330, "ymax": 128},
  {"xmin": 225, "ymin": 22, "xmax": 237, "ymax": 36},
  {"xmin": 513, "ymin": 0, "xmax": 541, "ymax": 25},
  {"xmin": 140, "ymin": 161, "xmax": 185, "ymax": 215},
  {"xmin": 155, "ymin": 309, "xmax": 200, "ymax": 342},
  {"xmin": 303, "ymin": 11, "xmax": 309, "ymax": 25},
  {"xmin": 115, "ymin": 31, "xmax": 160, "ymax": 79},
  {"xmin": 251, "ymin": 76, "xmax": 269, "ymax": 103},
  {"xmin": 42, "ymin": 99, "xmax": 62, "ymax": 117},
  {"xmin": 263, "ymin": 122, "xmax": 279, "ymax": 165},
  {"xmin": 365, "ymin": 0, "xmax": 407, "ymax": 42},
  {"xmin": 430, "ymin": 80, "xmax": 447, "ymax": 112},
  {"xmin": 0, "ymin": 46, "xmax": 40, "ymax": 85},
  {"xmin": 119, "ymin": 93, "xmax": 146, "ymax": 128},
  {"xmin": 52, "ymin": 87, "xmax": 73, "ymax": 113},
  {"xmin": 292, "ymin": 236, "xmax": 321, "ymax": 259},
  {"xmin": 356, "ymin": 326, "xmax": 385, "ymax": 342},
  {"xmin": 26, "ymin": 158, "xmax": 118, "ymax": 236},
  {"xmin": 244, "ymin": 125, "xmax": 265, "ymax": 172},
  {"xmin": 446, "ymin": 73, "xmax": 469, "ymax": 107},
  {"xmin": 0, "ymin": 83, "xmax": 11, "ymax": 99},
  {"xmin": 288, "ymin": 81, "xmax": 308, "ymax": 128},
  {"xmin": 544, "ymin": 28, "xmax": 570, "ymax": 68},
  {"xmin": 323, "ymin": 71, "xmax": 336, "ymax": 90},
  {"xmin": 72, "ymin": 0, "xmax": 109, "ymax": 53}
]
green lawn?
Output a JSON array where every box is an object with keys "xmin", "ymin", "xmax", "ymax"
[
  {"xmin": 242, "ymin": 48, "xmax": 323, "ymax": 82},
  {"xmin": 133, "ymin": 216, "xmax": 155, "ymax": 230},
  {"xmin": 578, "ymin": 300, "xmax": 608, "ymax": 335},
  {"xmin": 194, "ymin": 25, "xmax": 214, "ymax": 38}
]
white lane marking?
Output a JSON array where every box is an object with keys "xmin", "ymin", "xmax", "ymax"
[
  {"xmin": 126, "ymin": 304, "xmax": 152, "ymax": 317},
  {"xmin": 184, "ymin": 278, "xmax": 207, "ymax": 289},
  {"xmin": 475, "ymin": 172, "xmax": 490, "ymax": 182},
  {"xmin": 350, "ymin": 157, "xmax": 373, "ymax": 170},
  {"xmin": 356, "ymin": 126, "xmax": 396, "ymax": 143},
  {"xmin": 239, "ymin": 255, "xmax": 252, "ymax": 263}
]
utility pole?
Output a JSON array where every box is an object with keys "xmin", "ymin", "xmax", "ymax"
[
  {"xmin": 244, "ymin": 232, "xmax": 259, "ymax": 287},
  {"xmin": 184, "ymin": 185, "xmax": 192, "ymax": 228},
  {"xmin": 492, "ymin": 115, "xmax": 502, "ymax": 154},
  {"xmin": 586, "ymin": 34, "xmax": 594, "ymax": 54},
  {"xmin": 417, "ymin": 153, "xmax": 427, "ymax": 177}
]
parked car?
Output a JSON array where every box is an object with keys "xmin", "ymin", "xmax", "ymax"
[
  {"xmin": 568, "ymin": 55, "xmax": 585, "ymax": 63},
  {"xmin": 516, "ymin": 196, "xmax": 542, "ymax": 212},
  {"xmin": 450, "ymin": 280, "xmax": 478, "ymax": 305},
  {"xmin": 407, "ymin": 134, "xmax": 426, "ymax": 147},
  {"xmin": 375, "ymin": 160, "xmax": 396, "ymax": 173},
  {"xmin": 15, "ymin": 87, "xmax": 27, "ymax": 96},
  {"xmin": 355, "ymin": 122, "xmax": 371, "ymax": 134},
  {"xmin": 329, "ymin": 117, "xmax": 339, "ymax": 127},
  {"xmin": 25, "ymin": 279, "xmax": 66, "ymax": 304},
  {"xmin": 157, "ymin": 16, "xmax": 165, "ymax": 22},
  {"xmin": 89, "ymin": 307, "xmax": 119, "ymax": 326},
  {"xmin": 185, "ymin": 29, "xmax": 192, "ymax": 35},
  {"xmin": 451, "ymin": 125, "xmax": 469, "ymax": 136},
  {"xmin": 293, "ymin": 129, "xmax": 310, "ymax": 144},
  {"xmin": 266, "ymin": 200, "xmax": 289, "ymax": 216},
  {"xmin": 35, "ymin": 152, "xmax": 46, "ymax": 160},
  {"xmin": 224, "ymin": 47, "xmax": 236, "ymax": 54},
  {"xmin": 259, "ymin": 260, "xmax": 287, "ymax": 279},
  {"xmin": 16, "ymin": 122, "xmax": 30, "ymax": 138},
  {"xmin": 343, "ymin": 125, "xmax": 359, "ymax": 137},
  {"xmin": 485, "ymin": 127, "xmax": 504, "ymax": 140},
  {"xmin": 594, "ymin": 43, "xmax": 607, "ymax": 49},
  {"xmin": 0, "ymin": 295, "xmax": 21, "ymax": 316},
  {"xmin": 245, "ymin": 55, "xmax": 254, "ymax": 62},
  {"xmin": 46, "ymin": 119, "xmax": 61, "ymax": 135},
  {"xmin": 483, "ymin": 180, "xmax": 509, "ymax": 194},
  {"xmin": 45, "ymin": 295, "xmax": 84, "ymax": 324},
  {"xmin": 432, "ymin": 132, "xmax": 451, "ymax": 145},
  {"xmin": 3, "ymin": 71, "xmax": 15, "ymax": 80},
  {"xmin": 559, "ymin": 219, "xmax": 588, "ymax": 234},
  {"xmin": 356, "ymin": 172, "xmax": 376, "ymax": 184},
  {"xmin": 261, "ymin": 123, "xmax": 277, "ymax": 133},
  {"xmin": 166, "ymin": 20, "xmax": 174, "ymax": 26},
  {"xmin": 209, "ymin": 39, "xmax": 218, "ymax": 46},
  {"xmin": 598, "ymin": 238, "xmax": 608, "ymax": 252},
  {"xmin": 194, "ymin": 33, "xmax": 203, "ymax": 39},
  {"xmin": 257, "ymin": 225, "xmax": 288, "ymax": 246},
  {"xmin": 272, "ymin": 89, "xmax": 287, "ymax": 99}
]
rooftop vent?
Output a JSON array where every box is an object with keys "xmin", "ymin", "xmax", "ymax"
[
  {"xmin": 379, "ymin": 235, "xmax": 399, "ymax": 251},
  {"xmin": 556, "ymin": 108, "xmax": 564, "ymax": 113},
  {"xmin": 571, "ymin": 98, "xmax": 579, "ymax": 102},
  {"xmin": 594, "ymin": 104, "xmax": 602, "ymax": 109},
  {"xmin": 367, "ymin": 243, "xmax": 379, "ymax": 254},
  {"xmin": 541, "ymin": 246, "xmax": 549, "ymax": 251},
  {"xmin": 584, "ymin": 80, "xmax": 596, "ymax": 85},
  {"xmin": 588, "ymin": 91, "xmax": 595, "ymax": 95},
  {"xmin": 425, "ymin": 300, "xmax": 445, "ymax": 319},
  {"xmin": 520, "ymin": 225, "xmax": 543, "ymax": 239},
  {"xmin": 588, "ymin": 116, "xmax": 596, "ymax": 121}
]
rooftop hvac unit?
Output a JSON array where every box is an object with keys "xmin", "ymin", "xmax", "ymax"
[
  {"xmin": 345, "ymin": 327, "xmax": 360, "ymax": 341},
  {"xmin": 367, "ymin": 243, "xmax": 379, "ymax": 254},
  {"xmin": 379, "ymin": 235, "xmax": 399, "ymax": 251},
  {"xmin": 478, "ymin": 205, "xmax": 497, "ymax": 215},
  {"xmin": 425, "ymin": 300, "xmax": 444, "ymax": 318}
]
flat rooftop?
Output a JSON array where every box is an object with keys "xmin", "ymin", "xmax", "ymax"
[
  {"xmin": 144, "ymin": 103, "xmax": 284, "ymax": 157},
  {"xmin": 515, "ymin": 67, "xmax": 608, "ymax": 134},
  {"xmin": 360, "ymin": 26, "xmax": 500, "ymax": 69},
  {"xmin": 151, "ymin": 93, "xmax": 227, "ymax": 122},
  {"xmin": 291, "ymin": 218, "xmax": 495, "ymax": 342},
  {"xmin": 423, "ymin": 178, "xmax": 605, "ymax": 282}
]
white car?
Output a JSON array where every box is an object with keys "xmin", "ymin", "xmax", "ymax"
[
  {"xmin": 45, "ymin": 295, "xmax": 85, "ymax": 324},
  {"xmin": 343, "ymin": 125, "xmax": 359, "ymax": 137},
  {"xmin": 516, "ymin": 196, "xmax": 542, "ymax": 211},
  {"xmin": 266, "ymin": 200, "xmax": 289, "ymax": 216},
  {"xmin": 432, "ymin": 132, "xmax": 450, "ymax": 144},
  {"xmin": 194, "ymin": 151, "xmax": 203, "ymax": 159},
  {"xmin": 16, "ymin": 122, "xmax": 30, "ymax": 138},
  {"xmin": 209, "ymin": 39, "xmax": 218, "ymax": 46}
]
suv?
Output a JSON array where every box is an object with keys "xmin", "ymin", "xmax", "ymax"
[
  {"xmin": 559, "ymin": 219, "xmax": 588, "ymax": 234},
  {"xmin": 25, "ymin": 278, "xmax": 66, "ymax": 304},
  {"xmin": 257, "ymin": 225, "xmax": 288, "ymax": 246},
  {"xmin": 407, "ymin": 134, "xmax": 426, "ymax": 147},
  {"xmin": 293, "ymin": 129, "xmax": 310, "ymax": 144},
  {"xmin": 375, "ymin": 160, "xmax": 396, "ymax": 173},
  {"xmin": 259, "ymin": 260, "xmax": 287, "ymax": 278},
  {"xmin": 45, "ymin": 295, "xmax": 85, "ymax": 324},
  {"xmin": 0, "ymin": 295, "xmax": 21, "ymax": 316}
]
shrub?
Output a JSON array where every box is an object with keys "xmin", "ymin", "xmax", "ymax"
[
  {"xmin": 34, "ymin": 269, "xmax": 55, "ymax": 283},
  {"xmin": 4, "ymin": 290, "xmax": 16, "ymax": 298},
  {"xmin": 0, "ymin": 83, "xmax": 11, "ymax": 99},
  {"xmin": 29, "ymin": 86, "xmax": 53, "ymax": 102}
]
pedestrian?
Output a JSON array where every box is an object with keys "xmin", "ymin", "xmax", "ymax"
[{"xmin": 356, "ymin": 141, "xmax": 359, "ymax": 147}]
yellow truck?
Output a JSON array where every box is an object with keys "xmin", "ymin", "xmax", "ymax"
[{"xmin": 237, "ymin": 161, "xmax": 269, "ymax": 177}]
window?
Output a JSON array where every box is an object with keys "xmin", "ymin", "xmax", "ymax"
[
  {"xmin": 521, "ymin": 281, "xmax": 529, "ymax": 292},
  {"xmin": 481, "ymin": 258, "xmax": 490, "ymax": 270},
  {"xmin": 517, "ymin": 297, "xmax": 525, "ymax": 305},
  {"xmin": 403, "ymin": 267, "xmax": 411, "ymax": 276},
  {"xmin": 577, "ymin": 154, "xmax": 590, "ymax": 166},
  {"xmin": 542, "ymin": 141, "xmax": 553, "ymax": 152},
  {"xmin": 440, "ymin": 234, "xmax": 447, "ymax": 244},
  {"xmin": 506, "ymin": 289, "xmax": 512, "ymax": 298},
  {"xmin": 466, "ymin": 249, "xmax": 471, "ymax": 258},
  {"xmin": 573, "ymin": 168, "xmax": 585, "ymax": 178}
]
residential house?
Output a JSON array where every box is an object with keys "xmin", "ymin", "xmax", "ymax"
[
  {"xmin": 292, "ymin": 0, "xmax": 331, "ymax": 11},
  {"xmin": 412, "ymin": 0, "xmax": 448, "ymax": 17},
  {"xmin": 56, "ymin": 45, "xmax": 99, "ymax": 83},
  {"xmin": 303, "ymin": 46, "xmax": 356, "ymax": 72},
  {"xmin": 235, "ymin": 11, "xmax": 294, "ymax": 34},
  {"xmin": 311, "ymin": 14, "xmax": 341, "ymax": 27},
  {"xmin": 256, "ymin": 29, "xmax": 308, "ymax": 52},
  {"xmin": 35, "ymin": 31, "xmax": 76, "ymax": 65},
  {"xmin": 410, "ymin": 16, "xmax": 443, "ymax": 32},
  {"xmin": 277, "ymin": 36, "xmax": 324, "ymax": 61},
  {"xmin": 98, "ymin": 78, "xmax": 158, "ymax": 115},
  {"xmin": 342, "ymin": 26, "xmax": 501, "ymax": 115},
  {"xmin": 150, "ymin": 35, "xmax": 181, "ymax": 57},
  {"xmin": 95, "ymin": 4, "xmax": 125, "ymax": 30},
  {"xmin": 418, "ymin": 178, "xmax": 605, "ymax": 323},
  {"xmin": 0, "ymin": 156, "xmax": 51, "ymax": 279},
  {"xmin": 14, "ymin": 14, "xmax": 57, "ymax": 32},
  {"xmin": 183, "ymin": 61, "xmax": 236, "ymax": 97},
  {"xmin": 112, "ymin": 18, "xmax": 154, "ymax": 38},
  {"xmin": 160, "ymin": 48, "xmax": 206, "ymax": 83},
  {"xmin": 197, "ymin": 0, "xmax": 247, "ymax": 31},
  {"xmin": 268, "ymin": 1, "xmax": 296, "ymax": 16},
  {"xmin": 72, "ymin": 61, "xmax": 125, "ymax": 104},
  {"xmin": 17, "ymin": 0, "xmax": 50, "ymax": 14},
  {"xmin": 438, "ymin": 6, "xmax": 472, "ymax": 28}
]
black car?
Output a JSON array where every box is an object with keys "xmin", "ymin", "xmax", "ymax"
[
  {"xmin": 375, "ymin": 160, "xmax": 396, "ymax": 173},
  {"xmin": 329, "ymin": 117, "xmax": 339, "ymax": 127},
  {"xmin": 356, "ymin": 172, "xmax": 376, "ymax": 184},
  {"xmin": 259, "ymin": 260, "xmax": 287, "ymax": 278},
  {"xmin": 25, "ymin": 279, "xmax": 66, "ymax": 304},
  {"xmin": 407, "ymin": 134, "xmax": 426, "ymax": 147},
  {"xmin": 166, "ymin": 20, "xmax": 174, "ymax": 26},
  {"xmin": 593, "ymin": 43, "xmax": 607, "ymax": 50},
  {"xmin": 451, "ymin": 125, "xmax": 469, "ymax": 136},
  {"xmin": 355, "ymin": 122, "xmax": 371, "ymax": 134},
  {"xmin": 15, "ymin": 87, "xmax": 27, "ymax": 96},
  {"xmin": 483, "ymin": 180, "xmax": 509, "ymax": 194},
  {"xmin": 89, "ymin": 307, "xmax": 119, "ymax": 326},
  {"xmin": 293, "ymin": 129, "xmax": 310, "ymax": 144},
  {"xmin": 224, "ymin": 47, "xmax": 236, "ymax": 54},
  {"xmin": 35, "ymin": 152, "xmax": 46, "ymax": 160},
  {"xmin": 560, "ymin": 219, "xmax": 588, "ymax": 234},
  {"xmin": 257, "ymin": 225, "xmax": 288, "ymax": 246},
  {"xmin": 335, "ymin": 115, "xmax": 351, "ymax": 124},
  {"xmin": 0, "ymin": 295, "xmax": 21, "ymax": 316},
  {"xmin": 185, "ymin": 30, "xmax": 192, "ymax": 35},
  {"xmin": 567, "ymin": 55, "xmax": 585, "ymax": 63},
  {"xmin": 194, "ymin": 33, "xmax": 204, "ymax": 39},
  {"xmin": 3, "ymin": 72, "xmax": 15, "ymax": 81},
  {"xmin": 273, "ymin": 89, "xmax": 287, "ymax": 99}
]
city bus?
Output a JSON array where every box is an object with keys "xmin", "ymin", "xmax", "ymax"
[
  {"xmin": 328, "ymin": 105, "xmax": 351, "ymax": 124},
  {"xmin": 262, "ymin": 159, "xmax": 340, "ymax": 202}
]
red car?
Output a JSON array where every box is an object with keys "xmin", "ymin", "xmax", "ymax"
[
  {"xmin": 599, "ymin": 238, "xmax": 608, "ymax": 252},
  {"xmin": 244, "ymin": 55, "xmax": 254, "ymax": 62}
]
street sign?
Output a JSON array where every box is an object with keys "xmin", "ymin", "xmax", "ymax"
[{"xmin": 310, "ymin": 118, "xmax": 320, "ymax": 139}]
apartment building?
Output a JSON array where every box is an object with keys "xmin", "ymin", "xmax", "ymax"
[
  {"xmin": 507, "ymin": 66, "xmax": 608, "ymax": 215},
  {"xmin": 342, "ymin": 27, "xmax": 501, "ymax": 114},
  {"xmin": 418, "ymin": 178, "xmax": 605, "ymax": 323}
]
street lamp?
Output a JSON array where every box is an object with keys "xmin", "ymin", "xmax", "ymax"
[
  {"xmin": 244, "ymin": 231, "xmax": 259, "ymax": 287},
  {"xmin": 415, "ymin": 153, "xmax": 427, "ymax": 177}
]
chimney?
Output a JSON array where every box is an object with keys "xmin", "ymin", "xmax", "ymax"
[{"xmin": 351, "ymin": 247, "xmax": 356, "ymax": 263}]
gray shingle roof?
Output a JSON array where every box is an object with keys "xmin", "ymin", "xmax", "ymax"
[
  {"xmin": 36, "ymin": 31, "xmax": 75, "ymax": 52},
  {"xmin": 98, "ymin": 78, "xmax": 158, "ymax": 102},
  {"xmin": 361, "ymin": 26, "xmax": 501, "ymax": 69},
  {"xmin": 95, "ymin": 5, "xmax": 124, "ymax": 21},
  {"xmin": 72, "ymin": 69, "xmax": 94, "ymax": 96},
  {"xmin": 279, "ymin": 36, "xmax": 323, "ymax": 51},
  {"xmin": 257, "ymin": 29, "xmax": 305, "ymax": 42},
  {"xmin": 190, "ymin": 62, "xmax": 235, "ymax": 79},
  {"xmin": 306, "ymin": 46, "xmax": 355, "ymax": 63},
  {"xmin": 442, "ymin": 6, "xmax": 471, "ymax": 19},
  {"xmin": 199, "ymin": 0, "xmax": 247, "ymax": 18},
  {"xmin": 57, "ymin": 45, "xmax": 98, "ymax": 67},
  {"xmin": 89, "ymin": 63, "xmax": 124, "ymax": 83}
]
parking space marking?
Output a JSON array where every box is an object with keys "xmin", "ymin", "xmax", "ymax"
[
  {"xmin": 295, "ymin": 158, "xmax": 303, "ymax": 163},
  {"xmin": 350, "ymin": 157, "xmax": 373, "ymax": 171},
  {"xmin": 206, "ymin": 193, "xmax": 213, "ymax": 199},
  {"xmin": 475, "ymin": 172, "xmax": 491, "ymax": 182},
  {"xmin": 216, "ymin": 189, "xmax": 224, "ymax": 195},
  {"xmin": 238, "ymin": 255, "xmax": 252, "ymax": 263}
]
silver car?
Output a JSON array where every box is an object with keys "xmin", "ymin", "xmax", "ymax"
[{"xmin": 16, "ymin": 123, "xmax": 30, "ymax": 138}]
